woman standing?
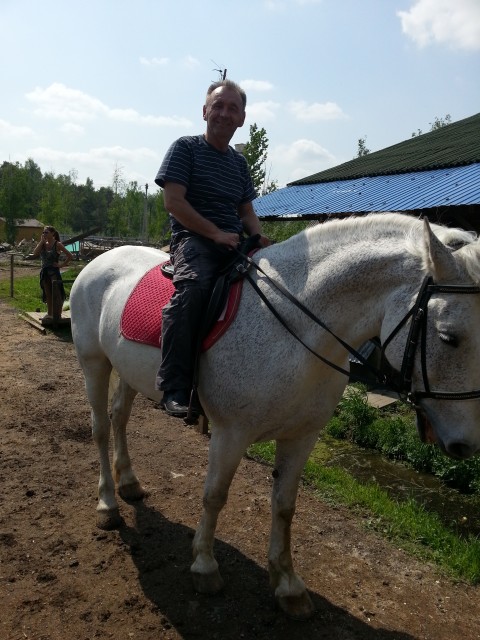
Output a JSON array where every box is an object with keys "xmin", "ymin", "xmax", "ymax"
[{"xmin": 32, "ymin": 226, "xmax": 73, "ymax": 321}]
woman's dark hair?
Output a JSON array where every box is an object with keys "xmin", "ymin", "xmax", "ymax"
[
  {"xmin": 44, "ymin": 226, "xmax": 60, "ymax": 241},
  {"xmin": 206, "ymin": 79, "xmax": 247, "ymax": 109}
]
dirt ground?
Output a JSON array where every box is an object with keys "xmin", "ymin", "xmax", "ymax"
[{"xmin": 1, "ymin": 269, "xmax": 479, "ymax": 640}]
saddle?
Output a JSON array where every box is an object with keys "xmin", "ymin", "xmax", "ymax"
[{"xmin": 161, "ymin": 234, "xmax": 261, "ymax": 341}]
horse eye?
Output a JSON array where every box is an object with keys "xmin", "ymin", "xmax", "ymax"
[{"xmin": 439, "ymin": 332, "xmax": 459, "ymax": 348}]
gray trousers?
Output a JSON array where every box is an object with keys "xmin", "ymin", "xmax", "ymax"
[{"xmin": 156, "ymin": 235, "xmax": 233, "ymax": 392}]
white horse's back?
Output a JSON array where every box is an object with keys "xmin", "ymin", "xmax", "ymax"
[{"xmin": 71, "ymin": 245, "xmax": 169, "ymax": 402}]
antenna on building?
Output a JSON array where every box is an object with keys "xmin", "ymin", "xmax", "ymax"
[{"xmin": 211, "ymin": 60, "xmax": 227, "ymax": 81}]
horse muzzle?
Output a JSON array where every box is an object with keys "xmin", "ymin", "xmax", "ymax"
[{"xmin": 415, "ymin": 406, "xmax": 479, "ymax": 460}]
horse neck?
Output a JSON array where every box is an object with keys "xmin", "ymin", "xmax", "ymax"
[{"xmin": 265, "ymin": 217, "xmax": 421, "ymax": 345}]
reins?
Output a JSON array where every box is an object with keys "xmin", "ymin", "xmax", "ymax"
[
  {"xmin": 235, "ymin": 247, "xmax": 480, "ymax": 403},
  {"xmin": 235, "ymin": 248, "xmax": 391, "ymax": 390}
]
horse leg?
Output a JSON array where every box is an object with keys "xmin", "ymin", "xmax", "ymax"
[
  {"xmin": 268, "ymin": 434, "xmax": 318, "ymax": 620},
  {"xmin": 83, "ymin": 357, "xmax": 122, "ymax": 530},
  {"xmin": 191, "ymin": 429, "xmax": 247, "ymax": 594},
  {"xmin": 110, "ymin": 378, "xmax": 144, "ymax": 502}
]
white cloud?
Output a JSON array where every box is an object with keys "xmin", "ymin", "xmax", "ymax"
[
  {"xmin": 22, "ymin": 145, "xmax": 159, "ymax": 187},
  {"xmin": 108, "ymin": 108, "xmax": 191, "ymax": 127},
  {"xmin": 0, "ymin": 118, "xmax": 34, "ymax": 138},
  {"xmin": 397, "ymin": 0, "xmax": 480, "ymax": 51},
  {"xmin": 246, "ymin": 101, "xmax": 280, "ymax": 122},
  {"xmin": 59, "ymin": 122, "xmax": 85, "ymax": 135},
  {"xmin": 240, "ymin": 79, "xmax": 274, "ymax": 92},
  {"xmin": 25, "ymin": 83, "xmax": 192, "ymax": 127},
  {"xmin": 288, "ymin": 100, "xmax": 347, "ymax": 122},
  {"xmin": 270, "ymin": 139, "xmax": 337, "ymax": 186},
  {"xmin": 140, "ymin": 56, "xmax": 169, "ymax": 66},
  {"xmin": 27, "ymin": 144, "xmax": 157, "ymax": 164},
  {"xmin": 183, "ymin": 55, "xmax": 200, "ymax": 69},
  {"xmin": 26, "ymin": 83, "xmax": 108, "ymax": 121}
]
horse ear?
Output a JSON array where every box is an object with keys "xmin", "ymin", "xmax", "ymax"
[{"xmin": 423, "ymin": 218, "xmax": 458, "ymax": 282}]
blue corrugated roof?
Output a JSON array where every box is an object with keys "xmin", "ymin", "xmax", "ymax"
[{"xmin": 253, "ymin": 163, "xmax": 480, "ymax": 219}]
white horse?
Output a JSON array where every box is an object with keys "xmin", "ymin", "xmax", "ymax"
[{"xmin": 70, "ymin": 213, "xmax": 480, "ymax": 619}]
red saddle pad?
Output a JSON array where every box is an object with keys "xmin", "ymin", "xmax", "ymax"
[{"xmin": 120, "ymin": 263, "xmax": 243, "ymax": 351}]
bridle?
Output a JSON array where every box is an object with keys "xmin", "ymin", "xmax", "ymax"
[
  {"xmin": 380, "ymin": 275, "xmax": 480, "ymax": 405},
  {"xmin": 237, "ymin": 251, "xmax": 480, "ymax": 406}
]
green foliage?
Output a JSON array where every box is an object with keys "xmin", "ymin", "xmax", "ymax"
[
  {"xmin": 0, "ymin": 159, "xmax": 170, "ymax": 245},
  {"xmin": 261, "ymin": 220, "xmax": 309, "ymax": 243},
  {"xmin": 247, "ymin": 440, "xmax": 480, "ymax": 584},
  {"xmin": 242, "ymin": 123, "xmax": 277, "ymax": 195},
  {"xmin": 411, "ymin": 113, "xmax": 452, "ymax": 138},
  {"xmin": 325, "ymin": 385, "xmax": 480, "ymax": 494},
  {"xmin": 356, "ymin": 136, "xmax": 370, "ymax": 157}
]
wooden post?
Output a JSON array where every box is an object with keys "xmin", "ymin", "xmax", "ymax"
[
  {"xmin": 10, "ymin": 254, "xmax": 14, "ymax": 297},
  {"xmin": 52, "ymin": 280, "xmax": 61, "ymax": 329}
]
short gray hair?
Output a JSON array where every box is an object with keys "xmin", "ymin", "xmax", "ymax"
[{"xmin": 206, "ymin": 79, "xmax": 247, "ymax": 109}]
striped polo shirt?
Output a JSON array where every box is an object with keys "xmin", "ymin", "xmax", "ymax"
[{"xmin": 155, "ymin": 135, "xmax": 257, "ymax": 237}]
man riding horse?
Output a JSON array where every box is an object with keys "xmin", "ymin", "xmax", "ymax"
[{"xmin": 154, "ymin": 79, "xmax": 270, "ymax": 418}]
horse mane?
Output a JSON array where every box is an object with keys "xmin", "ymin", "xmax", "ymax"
[
  {"xmin": 295, "ymin": 212, "xmax": 480, "ymax": 284},
  {"xmin": 404, "ymin": 216, "xmax": 480, "ymax": 284}
]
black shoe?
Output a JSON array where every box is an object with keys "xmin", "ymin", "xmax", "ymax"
[{"xmin": 160, "ymin": 389, "xmax": 190, "ymax": 418}]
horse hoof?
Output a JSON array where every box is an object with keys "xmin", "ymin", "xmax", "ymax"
[
  {"xmin": 276, "ymin": 592, "xmax": 314, "ymax": 620},
  {"xmin": 191, "ymin": 570, "xmax": 224, "ymax": 595},
  {"xmin": 96, "ymin": 508, "xmax": 122, "ymax": 530},
  {"xmin": 119, "ymin": 481, "xmax": 145, "ymax": 502}
]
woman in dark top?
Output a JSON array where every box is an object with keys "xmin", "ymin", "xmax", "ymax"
[{"xmin": 32, "ymin": 225, "xmax": 73, "ymax": 320}]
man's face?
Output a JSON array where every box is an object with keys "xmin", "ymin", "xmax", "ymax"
[{"xmin": 203, "ymin": 86, "xmax": 246, "ymax": 140}]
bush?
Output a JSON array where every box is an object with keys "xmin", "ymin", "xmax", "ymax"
[{"xmin": 325, "ymin": 385, "xmax": 480, "ymax": 495}]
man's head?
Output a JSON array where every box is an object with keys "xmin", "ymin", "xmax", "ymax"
[
  {"xmin": 206, "ymin": 79, "xmax": 247, "ymax": 110},
  {"xmin": 203, "ymin": 80, "xmax": 247, "ymax": 150}
]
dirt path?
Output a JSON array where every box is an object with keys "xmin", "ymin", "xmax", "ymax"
[{"xmin": 0, "ymin": 295, "xmax": 479, "ymax": 640}]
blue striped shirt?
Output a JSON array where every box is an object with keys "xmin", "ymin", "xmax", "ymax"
[{"xmin": 155, "ymin": 135, "xmax": 257, "ymax": 236}]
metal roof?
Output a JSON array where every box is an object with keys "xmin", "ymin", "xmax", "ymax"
[
  {"xmin": 253, "ymin": 163, "xmax": 480, "ymax": 219},
  {"xmin": 290, "ymin": 112, "xmax": 480, "ymax": 186}
]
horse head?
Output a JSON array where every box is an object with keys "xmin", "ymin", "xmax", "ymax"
[{"xmin": 381, "ymin": 218, "xmax": 480, "ymax": 460}]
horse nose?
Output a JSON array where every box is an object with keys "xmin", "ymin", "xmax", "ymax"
[{"xmin": 446, "ymin": 440, "xmax": 475, "ymax": 460}]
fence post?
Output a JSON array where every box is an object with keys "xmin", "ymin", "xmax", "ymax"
[
  {"xmin": 52, "ymin": 280, "xmax": 61, "ymax": 329},
  {"xmin": 10, "ymin": 254, "xmax": 14, "ymax": 297}
]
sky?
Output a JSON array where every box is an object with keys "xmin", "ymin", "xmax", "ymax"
[{"xmin": 1, "ymin": 0, "xmax": 479, "ymax": 195}]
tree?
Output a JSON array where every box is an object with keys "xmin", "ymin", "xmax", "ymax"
[
  {"xmin": 412, "ymin": 114, "xmax": 452, "ymax": 137},
  {"xmin": 23, "ymin": 158, "xmax": 43, "ymax": 219},
  {"xmin": 149, "ymin": 189, "xmax": 171, "ymax": 246},
  {"xmin": 0, "ymin": 161, "xmax": 29, "ymax": 244},
  {"xmin": 0, "ymin": 157, "xmax": 173, "ymax": 244},
  {"xmin": 357, "ymin": 136, "xmax": 370, "ymax": 157},
  {"xmin": 73, "ymin": 178, "xmax": 100, "ymax": 232},
  {"xmin": 39, "ymin": 171, "xmax": 62, "ymax": 228},
  {"xmin": 242, "ymin": 124, "xmax": 277, "ymax": 195}
]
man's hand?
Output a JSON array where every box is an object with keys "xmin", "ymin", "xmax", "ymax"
[
  {"xmin": 257, "ymin": 235, "xmax": 271, "ymax": 248},
  {"xmin": 211, "ymin": 230, "xmax": 240, "ymax": 250}
]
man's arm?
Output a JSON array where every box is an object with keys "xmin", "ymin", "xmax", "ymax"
[
  {"xmin": 238, "ymin": 201, "xmax": 271, "ymax": 247},
  {"xmin": 163, "ymin": 182, "xmax": 240, "ymax": 249}
]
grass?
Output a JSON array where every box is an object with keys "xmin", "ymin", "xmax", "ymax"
[
  {"xmin": 0, "ymin": 263, "xmax": 81, "ymax": 313},
  {"xmin": 247, "ymin": 440, "xmax": 480, "ymax": 584}
]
